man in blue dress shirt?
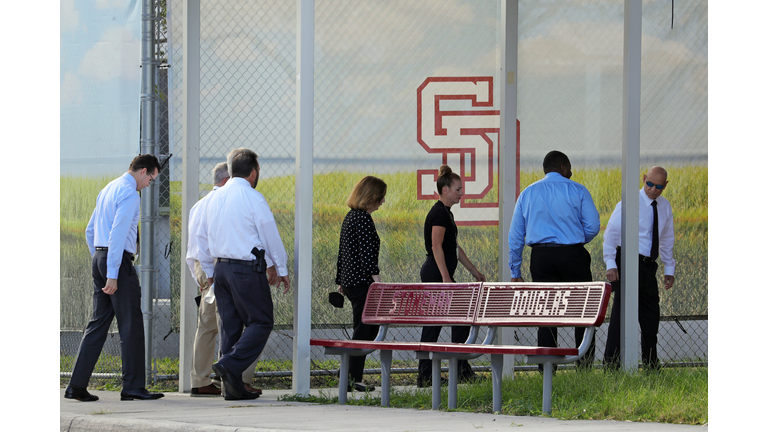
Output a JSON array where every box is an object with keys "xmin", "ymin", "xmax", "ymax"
[
  {"xmin": 508, "ymin": 150, "xmax": 601, "ymax": 370},
  {"xmin": 65, "ymin": 154, "xmax": 165, "ymax": 402}
]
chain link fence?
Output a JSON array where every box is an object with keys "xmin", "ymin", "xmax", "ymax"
[{"xmin": 61, "ymin": 0, "xmax": 707, "ymax": 388}]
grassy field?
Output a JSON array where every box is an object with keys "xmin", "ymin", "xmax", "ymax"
[
  {"xmin": 60, "ymin": 165, "xmax": 707, "ymax": 330},
  {"xmin": 281, "ymin": 367, "xmax": 708, "ymax": 424}
]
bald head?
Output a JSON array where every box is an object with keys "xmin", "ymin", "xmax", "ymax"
[{"xmin": 643, "ymin": 166, "xmax": 668, "ymax": 200}]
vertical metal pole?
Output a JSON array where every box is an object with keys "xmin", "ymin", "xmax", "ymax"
[
  {"xmin": 491, "ymin": 354, "xmax": 503, "ymax": 413},
  {"xmin": 380, "ymin": 350, "xmax": 392, "ymax": 407},
  {"xmin": 140, "ymin": 0, "xmax": 158, "ymax": 385},
  {"xmin": 621, "ymin": 0, "xmax": 642, "ymax": 372},
  {"xmin": 293, "ymin": 0, "xmax": 314, "ymax": 396},
  {"xmin": 178, "ymin": 0, "xmax": 201, "ymax": 393},
  {"xmin": 498, "ymin": 0, "xmax": 519, "ymax": 379},
  {"xmin": 431, "ymin": 358, "xmax": 441, "ymax": 409},
  {"xmin": 542, "ymin": 361, "xmax": 553, "ymax": 415},
  {"xmin": 448, "ymin": 357, "xmax": 458, "ymax": 409},
  {"xmin": 338, "ymin": 353, "xmax": 349, "ymax": 404}
]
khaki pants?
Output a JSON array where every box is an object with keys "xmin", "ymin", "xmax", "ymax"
[{"xmin": 190, "ymin": 260, "xmax": 258, "ymax": 387}]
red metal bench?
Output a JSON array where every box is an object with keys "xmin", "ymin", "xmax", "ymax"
[
  {"xmin": 309, "ymin": 281, "xmax": 611, "ymax": 414},
  {"xmin": 310, "ymin": 282, "xmax": 482, "ymax": 405},
  {"xmin": 419, "ymin": 282, "xmax": 611, "ymax": 413}
]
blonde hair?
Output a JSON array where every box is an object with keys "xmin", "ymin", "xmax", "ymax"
[
  {"xmin": 346, "ymin": 176, "xmax": 387, "ymax": 211},
  {"xmin": 436, "ymin": 165, "xmax": 461, "ymax": 196}
]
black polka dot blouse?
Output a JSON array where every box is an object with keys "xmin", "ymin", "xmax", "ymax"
[{"xmin": 335, "ymin": 208, "xmax": 380, "ymax": 288}]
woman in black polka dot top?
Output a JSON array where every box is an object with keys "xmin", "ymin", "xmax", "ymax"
[{"xmin": 334, "ymin": 176, "xmax": 387, "ymax": 392}]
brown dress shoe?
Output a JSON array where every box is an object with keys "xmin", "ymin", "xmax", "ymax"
[
  {"xmin": 243, "ymin": 383, "xmax": 262, "ymax": 395},
  {"xmin": 191, "ymin": 383, "xmax": 221, "ymax": 396}
]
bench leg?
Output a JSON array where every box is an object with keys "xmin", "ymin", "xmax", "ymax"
[
  {"xmin": 380, "ymin": 350, "xmax": 392, "ymax": 407},
  {"xmin": 448, "ymin": 357, "xmax": 458, "ymax": 409},
  {"xmin": 432, "ymin": 357, "xmax": 441, "ymax": 410},
  {"xmin": 542, "ymin": 360, "xmax": 553, "ymax": 415},
  {"xmin": 338, "ymin": 353, "xmax": 350, "ymax": 405},
  {"xmin": 491, "ymin": 353, "xmax": 503, "ymax": 413}
]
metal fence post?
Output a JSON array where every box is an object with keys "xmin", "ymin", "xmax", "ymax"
[{"xmin": 140, "ymin": 0, "xmax": 159, "ymax": 385}]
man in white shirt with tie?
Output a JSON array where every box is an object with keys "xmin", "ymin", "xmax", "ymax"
[
  {"xmin": 204, "ymin": 148, "xmax": 290, "ymax": 400},
  {"xmin": 65, "ymin": 154, "xmax": 165, "ymax": 402},
  {"xmin": 602, "ymin": 166, "xmax": 676, "ymax": 371}
]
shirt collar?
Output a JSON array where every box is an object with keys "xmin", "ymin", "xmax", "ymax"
[
  {"xmin": 122, "ymin": 172, "xmax": 138, "ymax": 190},
  {"xmin": 639, "ymin": 188, "xmax": 655, "ymax": 206},
  {"xmin": 544, "ymin": 172, "xmax": 565, "ymax": 179},
  {"xmin": 229, "ymin": 177, "xmax": 251, "ymax": 188}
]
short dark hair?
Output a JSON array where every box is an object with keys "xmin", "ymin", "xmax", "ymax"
[
  {"xmin": 230, "ymin": 149, "xmax": 259, "ymax": 178},
  {"xmin": 129, "ymin": 154, "xmax": 162, "ymax": 174},
  {"xmin": 436, "ymin": 165, "xmax": 461, "ymax": 196},
  {"xmin": 226, "ymin": 147, "xmax": 250, "ymax": 177},
  {"xmin": 346, "ymin": 176, "xmax": 387, "ymax": 211},
  {"xmin": 542, "ymin": 151, "xmax": 570, "ymax": 173}
]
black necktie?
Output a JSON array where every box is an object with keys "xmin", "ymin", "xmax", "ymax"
[{"xmin": 650, "ymin": 200, "xmax": 659, "ymax": 261}]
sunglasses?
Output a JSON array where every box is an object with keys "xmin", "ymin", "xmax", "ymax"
[{"xmin": 645, "ymin": 180, "xmax": 665, "ymax": 190}]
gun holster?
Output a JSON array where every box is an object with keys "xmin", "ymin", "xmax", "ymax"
[{"xmin": 251, "ymin": 247, "xmax": 266, "ymax": 273}]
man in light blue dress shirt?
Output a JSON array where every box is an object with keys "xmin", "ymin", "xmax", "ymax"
[
  {"xmin": 65, "ymin": 155, "xmax": 164, "ymax": 402},
  {"xmin": 508, "ymin": 151, "xmax": 601, "ymax": 371}
]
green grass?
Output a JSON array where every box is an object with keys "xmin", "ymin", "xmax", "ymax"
[
  {"xmin": 280, "ymin": 367, "xmax": 708, "ymax": 425},
  {"xmin": 60, "ymin": 166, "xmax": 707, "ymax": 330},
  {"xmin": 59, "ymin": 351, "xmax": 707, "ymax": 424}
]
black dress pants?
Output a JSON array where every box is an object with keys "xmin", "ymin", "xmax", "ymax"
[
  {"xmin": 70, "ymin": 250, "xmax": 145, "ymax": 390},
  {"xmin": 417, "ymin": 257, "xmax": 474, "ymax": 384},
  {"xmin": 343, "ymin": 283, "xmax": 380, "ymax": 383},
  {"xmin": 603, "ymin": 248, "xmax": 661, "ymax": 369},
  {"xmin": 214, "ymin": 261, "xmax": 273, "ymax": 378},
  {"xmin": 530, "ymin": 244, "xmax": 596, "ymax": 371}
]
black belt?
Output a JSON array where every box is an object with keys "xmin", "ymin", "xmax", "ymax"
[
  {"xmin": 530, "ymin": 243, "xmax": 583, "ymax": 248},
  {"xmin": 216, "ymin": 255, "xmax": 266, "ymax": 273},
  {"xmin": 616, "ymin": 247, "xmax": 656, "ymax": 263},
  {"xmin": 94, "ymin": 247, "xmax": 134, "ymax": 261},
  {"xmin": 216, "ymin": 258, "xmax": 255, "ymax": 266}
]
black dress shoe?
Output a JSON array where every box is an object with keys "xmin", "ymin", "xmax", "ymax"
[
  {"xmin": 224, "ymin": 390, "xmax": 260, "ymax": 401},
  {"xmin": 347, "ymin": 382, "xmax": 376, "ymax": 392},
  {"xmin": 212, "ymin": 362, "xmax": 243, "ymax": 399},
  {"xmin": 120, "ymin": 388, "xmax": 164, "ymax": 401},
  {"xmin": 64, "ymin": 385, "xmax": 99, "ymax": 402}
]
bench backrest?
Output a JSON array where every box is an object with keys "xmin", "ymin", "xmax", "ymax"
[
  {"xmin": 476, "ymin": 282, "xmax": 611, "ymax": 327},
  {"xmin": 363, "ymin": 282, "xmax": 483, "ymax": 326}
]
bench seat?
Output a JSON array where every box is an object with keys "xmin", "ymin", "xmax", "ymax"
[
  {"xmin": 419, "ymin": 342, "xmax": 578, "ymax": 357},
  {"xmin": 309, "ymin": 281, "xmax": 611, "ymax": 414}
]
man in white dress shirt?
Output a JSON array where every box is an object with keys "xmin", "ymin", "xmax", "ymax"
[
  {"xmin": 65, "ymin": 154, "xmax": 164, "ymax": 402},
  {"xmin": 187, "ymin": 162, "xmax": 273, "ymax": 396},
  {"xmin": 204, "ymin": 148, "xmax": 290, "ymax": 400},
  {"xmin": 602, "ymin": 166, "xmax": 676, "ymax": 371}
]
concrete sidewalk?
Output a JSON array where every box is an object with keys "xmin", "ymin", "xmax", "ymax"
[{"xmin": 60, "ymin": 387, "xmax": 707, "ymax": 432}]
